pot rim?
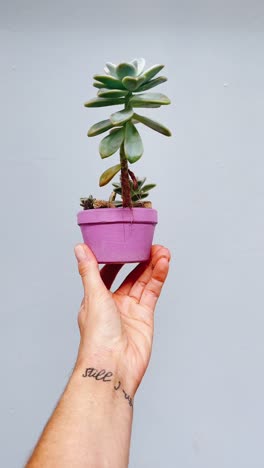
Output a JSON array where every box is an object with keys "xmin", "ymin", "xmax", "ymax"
[{"xmin": 77, "ymin": 207, "xmax": 158, "ymax": 225}]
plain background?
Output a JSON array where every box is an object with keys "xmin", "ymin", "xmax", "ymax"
[{"xmin": 1, "ymin": 1, "xmax": 264, "ymax": 467}]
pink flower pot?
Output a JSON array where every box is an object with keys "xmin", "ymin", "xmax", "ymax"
[{"xmin": 77, "ymin": 208, "xmax": 158, "ymax": 264}]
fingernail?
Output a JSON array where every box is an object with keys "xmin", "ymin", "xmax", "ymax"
[{"xmin": 75, "ymin": 245, "xmax": 88, "ymax": 262}]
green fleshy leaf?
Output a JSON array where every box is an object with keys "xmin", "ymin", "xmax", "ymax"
[
  {"xmin": 130, "ymin": 102, "xmax": 161, "ymax": 109},
  {"xmin": 137, "ymin": 177, "xmax": 146, "ymax": 189},
  {"xmin": 133, "ymin": 113, "xmax": 171, "ymax": 136},
  {"xmin": 122, "ymin": 75, "xmax": 146, "ymax": 91},
  {"xmin": 141, "ymin": 64, "xmax": 164, "ymax": 82},
  {"xmin": 87, "ymin": 119, "xmax": 114, "ymax": 137},
  {"xmin": 109, "ymin": 126, "xmax": 122, "ymax": 134},
  {"xmin": 93, "ymin": 81, "xmax": 105, "ymax": 89},
  {"xmin": 97, "ymin": 89, "xmax": 129, "ymax": 98},
  {"xmin": 135, "ymin": 76, "xmax": 167, "ymax": 92},
  {"xmin": 131, "ymin": 58, "xmax": 145, "ymax": 75},
  {"xmin": 84, "ymin": 97, "xmax": 126, "ymax": 107},
  {"xmin": 129, "ymin": 93, "xmax": 170, "ymax": 107},
  {"xmin": 116, "ymin": 63, "xmax": 137, "ymax": 79},
  {"xmin": 130, "ymin": 100, "xmax": 161, "ymax": 109},
  {"xmin": 113, "ymin": 187, "xmax": 122, "ymax": 195},
  {"xmin": 110, "ymin": 107, "xmax": 134, "ymax": 126},
  {"xmin": 132, "ymin": 193, "xmax": 149, "ymax": 201},
  {"xmin": 124, "ymin": 122, "xmax": 144, "ymax": 163},
  {"xmin": 99, "ymin": 164, "xmax": 121, "ymax": 186},
  {"xmin": 99, "ymin": 127, "xmax": 125, "ymax": 158},
  {"xmin": 141, "ymin": 184, "xmax": 156, "ymax": 192},
  {"xmin": 93, "ymin": 75, "xmax": 126, "ymax": 90},
  {"xmin": 104, "ymin": 62, "xmax": 118, "ymax": 78}
]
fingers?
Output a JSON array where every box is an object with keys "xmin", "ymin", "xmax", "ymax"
[
  {"xmin": 100, "ymin": 264, "xmax": 124, "ymax": 290},
  {"xmin": 115, "ymin": 245, "xmax": 163, "ymax": 297},
  {"xmin": 74, "ymin": 244, "xmax": 106, "ymax": 297},
  {"xmin": 128, "ymin": 246, "xmax": 170, "ymax": 303},
  {"xmin": 140, "ymin": 256, "xmax": 170, "ymax": 310},
  {"xmin": 115, "ymin": 245, "xmax": 170, "ymax": 302},
  {"xmin": 115, "ymin": 262, "xmax": 147, "ymax": 297},
  {"xmin": 74, "ymin": 243, "xmax": 170, "ymax": 311}
]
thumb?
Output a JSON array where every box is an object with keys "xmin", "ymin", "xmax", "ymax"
[{"xmin": 74, "ymin": 244, "xmax": 105, "ymax": 296}]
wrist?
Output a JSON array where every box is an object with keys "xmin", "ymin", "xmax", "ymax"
[
  {"xmin": 72, "ymin": 357, "xmax": 135, "ymax": 410},
  {"xmin": 75, "ymin": 341, "xmax": 138, "ymax": 390}
]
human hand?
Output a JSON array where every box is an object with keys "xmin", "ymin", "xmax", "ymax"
[{"xmin": 74, "ymin": 243, "xmax": 170, "ymax": 396}]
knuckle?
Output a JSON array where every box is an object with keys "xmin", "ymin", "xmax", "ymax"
[
  {"xmin": 137, "ymin": 279, "xmax": 147, "ymax": 288},
  {"xmin": 145, "ymin": 286, "xmax": 159, "ymax": 298}
]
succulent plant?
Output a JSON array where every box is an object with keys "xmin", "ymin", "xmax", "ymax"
[
  {"xmin": 111, "ymin": 177, "xmax": 156, "ymax": 207},
  {"xmin": 80, "ymin": 194, "xmax": 96, "ymax": 209},
  {"xmin": 84, "ymin": 58, "xmax": 171, "ymax": 208}
]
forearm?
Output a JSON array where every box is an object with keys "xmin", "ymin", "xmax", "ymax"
[
  {"xmin": 27, "ymin": 359, "xmax": 133, "ymax": 468},
  {"xmin": 26, "ymin": 242, "xmax": 169, "ymax": 466}
]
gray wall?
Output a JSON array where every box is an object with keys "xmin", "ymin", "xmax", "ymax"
[{"xmin": 1, "ymin": 1, "xmax": 264, "ymax": 467}]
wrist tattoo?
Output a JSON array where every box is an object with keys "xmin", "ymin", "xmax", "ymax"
[
  {"xmin": 82, "ymin": 367, "xmax": 113, "ymax": 381},
  {"xmin": 82, "ymin": 367, "xmax": 133, "ymax": 408}
]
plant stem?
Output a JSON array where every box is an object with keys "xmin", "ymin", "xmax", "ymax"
[
  {"xmin": 120, "ymin": 94, "xmax": 133, "ymax": 208},
  {"xmin": 120, "ymin": 141, "xmax": 132, "ymax": 208}
]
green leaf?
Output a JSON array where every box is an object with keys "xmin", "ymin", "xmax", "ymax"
[
  {"xmin": 124, "ymin": 122, "xmax": 144, "ymax": 163},
  {"xmin": 93, "ymin": 81, "xmax": 105, "ymax": 89},
  {"xmin": 135, "ymin": 76, "xmax": 167, "ymax": 92},
  {"xmin": 131, "ymin": 58, "xmax": 145, "ymax": 75},
  {"xmin": 99, "ymin": 164, "xmax": 121, "ymax": 186},
  {"xmin": 97, "ymin": 89, "xmax": 129, "ymax": 98},
  {"xmin": 99, "ymin": 127, "xmax": 125, "ymax": 158},
  {"xmin": 129, "ymin": 93, "xmax": 170, "ymax": 107},
  {"xmin": 137, "ymin": 177, "xmax": 146, "ymax": 189},
  {"xmin": 113, "ymin": 187, "xmax": 122, "ymax": 195},
  {"xmin": 141, "ymin": 184, "xmax": 156, "ymax": 192},
  {"xmin": 132, "ymin": 193, "xmax": 149, "ymax": 201},
  {"xmin": 133, "ymin": 113, "xmax": 171, "ymax": 136},
  {"xmin": 93, "ymin": 75, "xmax": 126, "ymax": 90},
  {"xmin": 110, "ymin": 107, "xmax": 134, "ymax": 126},
  {"xmin": 109, "ymin": 126, "xmax": 122, "ymax": 134},
  {"xmin": 87, "ymin": 119, "xmax": 114, "ymax": 137},
  {"xmin": 122, "ymin": 75, "xmax": 146, "ymax": 91},
  {"xmin": 104, "ymin": 62, "xmax": 118, "ymax": 78},
  {"xmin": 134, "ymin": 104, "xmax": 161, "ymax": 108},
  {"xmin": 84, "ymin": 97, "xmax": 126, "ymax": 107},
  {"xmin": 141, "ymin": 64, "xmax": 164, "ymax": 82},
  {"xmin": 116, "ymin": 63, "xmax": 137, "ymax": 79}
]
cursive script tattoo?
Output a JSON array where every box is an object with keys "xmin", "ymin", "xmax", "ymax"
[
  {"xmin": 114, "ymin": 381, "xmax": 121, "ymax": 391},
  {"xmin": 114, "ymin": 381, "xmax": 133, "ymax": 408},
  {"xmin": 82, "ymin": 367, "xmax": 113, "ymax": 382},
  {"xmin": 82, "ymin": 368, "xmax": 133, "ymax": 408},
  {"xmin": 122, "ymin": 389, "xmax": 133, "ymax": 407}
]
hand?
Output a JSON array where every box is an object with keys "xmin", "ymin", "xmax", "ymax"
[{"xmin": 74, "ymin": 243, "xmax": 170, "ymax": 395}]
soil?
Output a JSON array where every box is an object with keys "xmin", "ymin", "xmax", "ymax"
[{"xmin": 82, "ymin": 199, "xmax": 152, "ymax": 209}]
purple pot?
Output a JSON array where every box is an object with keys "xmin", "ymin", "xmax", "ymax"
[{"xmin": 77, "ymin": 207, "xmax": 158, "ymax": 264}]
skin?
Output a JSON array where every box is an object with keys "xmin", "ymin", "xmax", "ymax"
[{"xmin": 26, "ymin": 243, "xmax": 170, "ymax": 468}]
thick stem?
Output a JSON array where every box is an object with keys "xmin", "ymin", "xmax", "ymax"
[
  {"xmin": 119, "ymin": 94, "xmax": 133, "ymax": 208},
  {"xmin": 120, "ymin": 141, "xmax": 132, "ymax": 208}
]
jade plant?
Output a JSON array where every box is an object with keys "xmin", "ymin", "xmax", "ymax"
[{"xmin": 81, "ymin": 58, "xmax": 171, "ymax": 209}]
